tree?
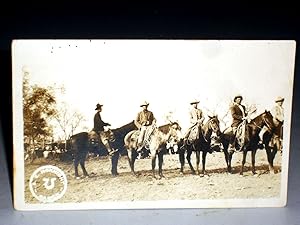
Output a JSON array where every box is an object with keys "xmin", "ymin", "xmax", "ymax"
[
  {"xmin": 53, "ymin": 102, "xmax": 86, "ymax": 141},
  {"xmin": 23, "ymin": 71, "xmax": 57, "ymax": 149}
]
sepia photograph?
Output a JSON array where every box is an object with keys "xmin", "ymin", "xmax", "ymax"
[{"xmin": 12, "ymin": 40, "xmax": 296, "ymax": 210}]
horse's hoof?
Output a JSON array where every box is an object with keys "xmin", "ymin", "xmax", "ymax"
[
  {"xmin": 179, "ymin": 171, "xmax": 184, "ymax": 175},
  {"xmin": 75, "ymin": 176, "xmax": 81, "ymax": 180},
  {"xmin": 199, "ymin": 174, "xmax": 204, "ymax": 178},
  {"xmin": 132, "ymin": 172, "xmax": 138, "ymax": 177}
]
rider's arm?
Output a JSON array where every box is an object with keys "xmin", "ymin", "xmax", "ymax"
[
  {"xmin": 135, "ymin": 112, "xmax": 142, "ymax": 128},
  {"xmin": 150, "ymin": 112, "xmax": 156, "ymax": 124},
  {"xmin": 198, "ymin": 109, "xmax": 204, "ymax": 124}
]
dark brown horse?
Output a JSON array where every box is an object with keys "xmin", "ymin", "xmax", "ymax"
[
  {"xmin": 178, "ymin": 116, "xmax": 221, "ymax": 176},
  {"xmin": 70, "ymin": 129, "xmax": 115, "ymax": 178},
  {"xmin": 70, "ymin": 121, "xmax": 137, "ymax": 178},
  {"xmin": 124, "ymin": 122, "xmax": 181, "ymax": 178},
  {"xmin": 219, "ymin": 111, "xmax": 276, "ymax": 176},
  {"xmin": 263, "ymin": 120, "xmax": 283, "ymax": 174}
]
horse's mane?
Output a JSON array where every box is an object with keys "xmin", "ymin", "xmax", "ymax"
[
  {"xmin": 202, "ymin": 116, "xmax": 219, "ymax": 140},
  {"xmin": 70, "ymin": 132, "xmax": 88, "ymax": 139},
  {"xmin": 249, "ymin": 110, "xmax": 271, "ymax": 124},
  {"xmin": 112, "ymin": 121, "xmax": 137, "ymax": 135},
  {"xmin": 158, "ymin": 124, "xmax": 171, "ymax": 135},
  {"xmin": 158, "ymin": 122, "xmax": 181, "ymax": 135}
]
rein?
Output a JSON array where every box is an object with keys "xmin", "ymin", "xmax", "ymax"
[{"xmin": 251, "ymin": 115, "xmax": 272, "ymax": 132}]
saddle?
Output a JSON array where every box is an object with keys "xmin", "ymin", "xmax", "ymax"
[
  {"xmin": 130, "ymin": 124, "xmax": 156, "ymax": 150},
  {"xmin": 88, "ymin": 130, "xmax": 100, "ymax": 146},
  {"xmin": 187, "ymin": 125, "xmax": 201, "ymax": 143}
]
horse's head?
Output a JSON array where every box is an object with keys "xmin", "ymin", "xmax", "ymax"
[
  {"xmin": 170, "ymin": 121, "xmax": 181, "ymax": 131},
  {"xmin": 165, "ymin": 122, "xmax": 183, "ymax": 154},
  {"xmin": 207, "ymin": 115, "xmax": 221, "ymax": 136},
  {"xmin": 158, "ymin": 122, "xmax": 182, "ymax": 146},
  {"xmin": 261, "ymin": 110, "xmax": 276, "ymax": 132}
]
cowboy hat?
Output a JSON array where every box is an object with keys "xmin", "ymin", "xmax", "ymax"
[
  {"xmin": 190, "ymin": 99, "xmax": 200, "ymax": 105},
  {"xmin": 233, "ymin": 95, "xmax": 243, "ymax": 102},
  {"xmin": 275, "ymin": 96, "xmax": 284, "ymax": 102},
  {"xmin": 140, "ymin": 101, "xmax": 149, "ymax": 107},
  {"xmin": 95, "ymin": 103, "xmax": 103, "ymax": 110}
]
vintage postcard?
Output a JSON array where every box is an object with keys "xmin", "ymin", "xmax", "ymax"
[{"xmin": 12, "ymin": 40, "xmax": 296, "ymax": 210}]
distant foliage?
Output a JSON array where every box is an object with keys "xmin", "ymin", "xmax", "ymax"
[
  {"xmin": 53, "ymin": 102, "xmax": 86, "ymax": 140},
  {"xmin": 23, "ymin": 73, "xmax": 57, "ymax": 148}
]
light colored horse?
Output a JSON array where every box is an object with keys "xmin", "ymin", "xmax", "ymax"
[{"xmin": 124, "ymin": 122, "xmax": 182, "ymax": 178}]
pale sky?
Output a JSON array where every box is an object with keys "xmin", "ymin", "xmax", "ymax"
[{"xmin": 12, "ymin": 40, "xmax": 296, "ymax": 138}]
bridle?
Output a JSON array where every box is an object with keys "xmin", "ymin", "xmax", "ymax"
[
  {"xmin": 252, "ymin": 114, "xmax": 273, "ymax": 132},
  {"xmin": 209, "ymin": 117, "xmax": 220, "ymax": 133}
]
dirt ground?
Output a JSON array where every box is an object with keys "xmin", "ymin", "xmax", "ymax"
[{"xmin": 24, "ymin": 150, "xmax": 282, "ymax": 203}]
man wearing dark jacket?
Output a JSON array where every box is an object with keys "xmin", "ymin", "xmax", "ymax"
[
  {"xmin": 94, "ymin": 103, "xmax": 111, "ymax": 133},
  {"xmin": 228, "ymin": 95, "xmax": 247, "ymax": 152},
  {"xmin": 93, "ymin": 103, "xmax": 120, "ymax": 177},
  {"xmin": 93, "ymin": 103, "xmax": 114, "ymax": 155},
  {"xmin": 230, "ymin": 95, "xmax": 246, "ymax": 129}
]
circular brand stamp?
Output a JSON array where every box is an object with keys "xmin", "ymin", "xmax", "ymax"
[{"xmin": 29, "ymin": 165, "xmax": 67, "ymax": 203}]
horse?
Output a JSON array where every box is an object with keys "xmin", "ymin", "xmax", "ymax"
[
  {"xmin": 219, "ymin": 110, "xmax": 276, "ymax": 176},
  {"xmin": 70, "ymin": 121, "xmax": 137, "ymax": 178},
  {"xmin": 262, "ymin": 120, "xmax": 283, "ymax": 174},
  {"xmin": 70, "ymin": 129, "xmax": 115, "ymax": 178},
  {"xmin": 124, "ymin": 122, "xmax": 182, "ymax": 179},
  {"xmin": 178, "ymin": 115, "xmax": 221, "ymax": 177}
]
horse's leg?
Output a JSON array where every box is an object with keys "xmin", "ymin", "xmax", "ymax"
[
  {"xmin": 240, "ymin": 150, "xmax": 247, "ymax": 176},
  {"xmin": 195, "ymin": 151, "xmax": 200, "ymax": 175},
  {"xmin": 223, "ymin": 148, "xmax": 232, "ymax": 173},
  {"xmin": 228, "ymin": 151, "xmax": 234, "ymax": 173},
  {"xmin": 74, "ymin": 157, "xmax": 80, "ymax": 178},
  {"xmin": 251, "ymin": 149, "xmax": 257, "ymax": 175},
  {"xmin": 222, "ymin": 139, "xmax": 232, "ymax": 173},
  {"xmin": 158, "ymin": 151, "xmax": 164, "ymax": 178},
  {"xmin": 111, "ymin": 152, "xmax": 119, "ymax": 176},
  {"xmin": 179, "ymin": 148, "xmax": 185, "ymax": 174},
  {"xmin": 271, "ymin": 139, "xmax": 279, "ymax": 170},
  {"xmin": 186, "ymin": 149, "xmax": 195, "ymax": 174},
  {"xmin": 265, "ymin": 145, "xmax": 275, "ymax": 174},
  {"xmin": 127, "ymin": 149, "xmax": 136, "ymax": 176},
  {"xmin": 151, "ymin": 153, "xmax": 157, "ymax": 178},
  {"xmin": 200, "ymin": 151, "xmax": 208, "ymax": 177},
  {"xmin": 80, "ymin": 153, "xmax": 89, "ymax": 177}
]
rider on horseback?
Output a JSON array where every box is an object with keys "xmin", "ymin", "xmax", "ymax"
[
  {"xmin": 93, "ymin": 103, "xmax": 115, "ymax": 155},
  {"xmin": 184, "ymin": 99, "xmax": 205, "ymax": 144},
  {"xmin": 228, "ymin": 95, "xmax": 248, "ymax": 152},
  {"xmin": 135, "ymin": 101, "xmax": 156, "ymax": 152},
  {"xmin": 259, "ymin": 96, "xmax": 284, "ymax": 148}
]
